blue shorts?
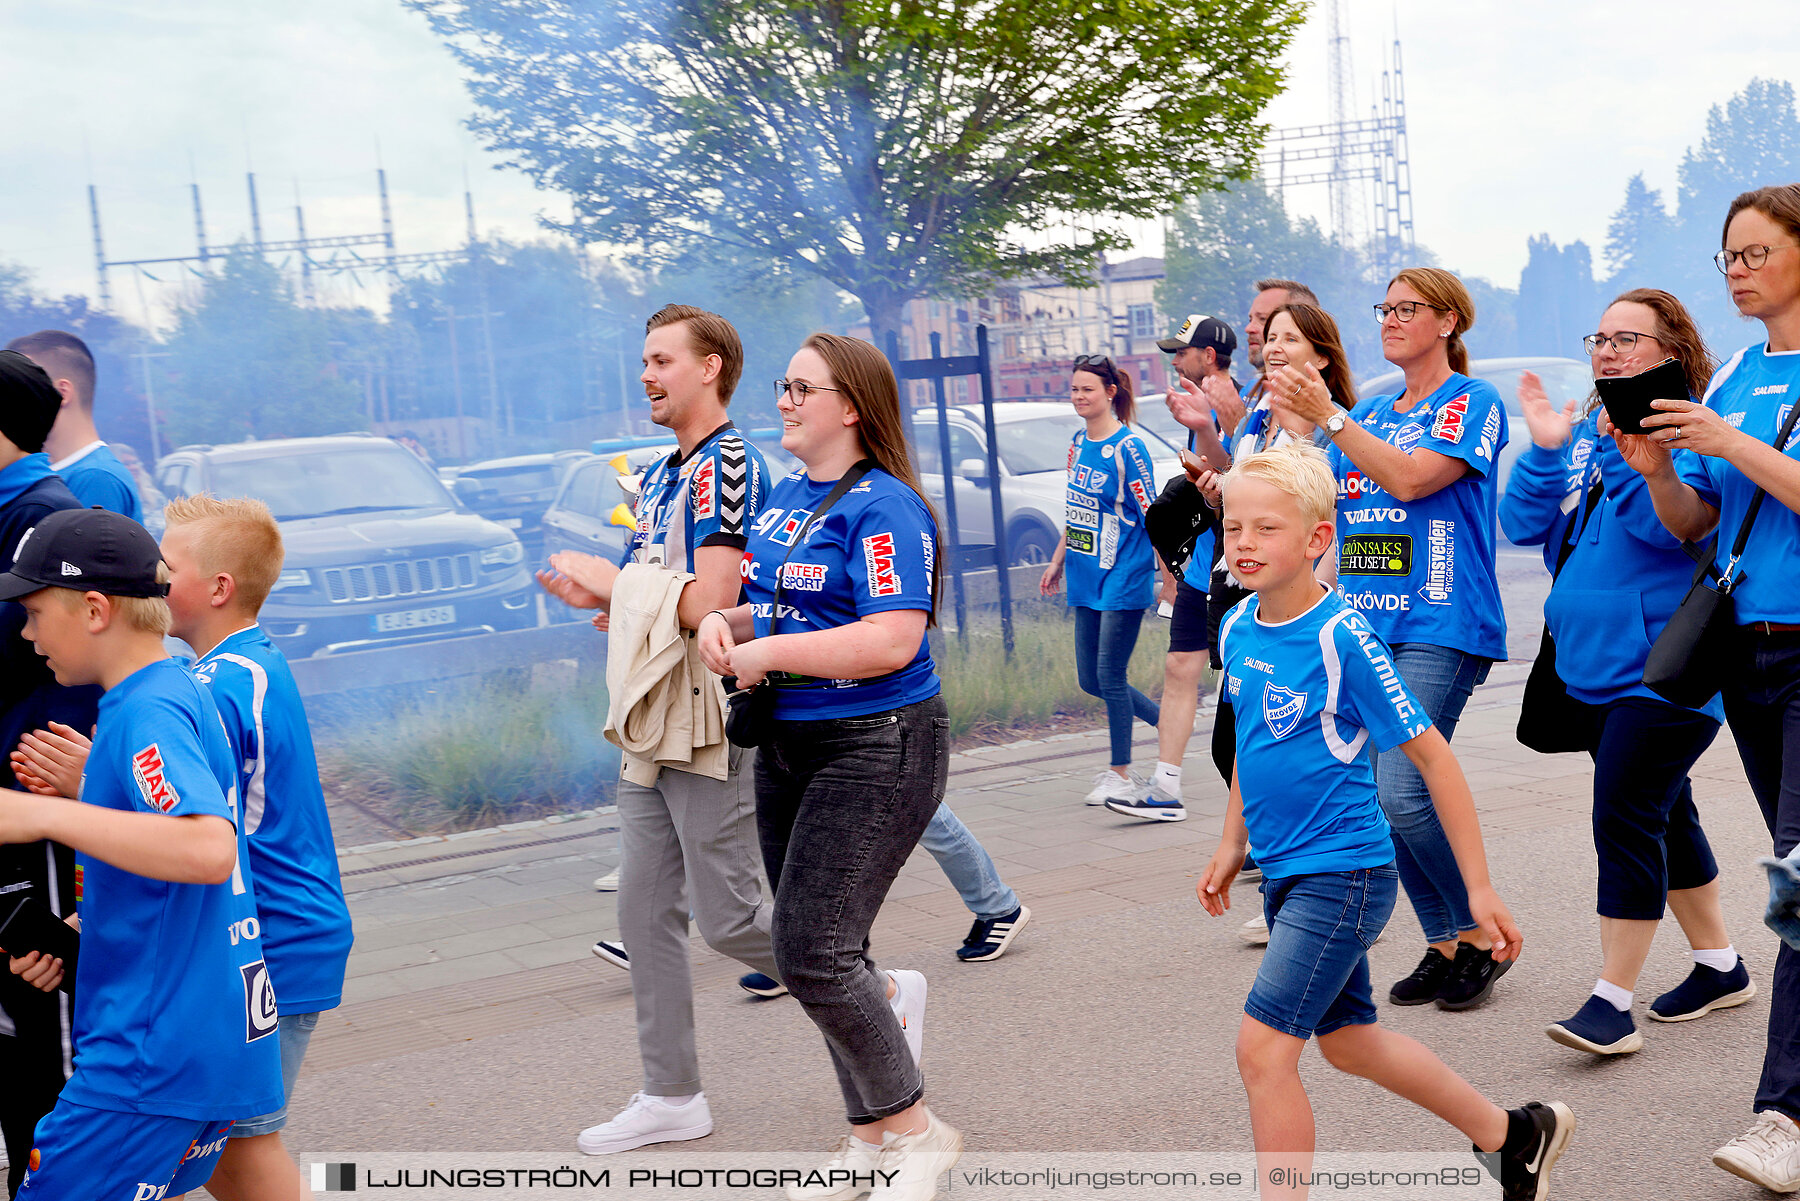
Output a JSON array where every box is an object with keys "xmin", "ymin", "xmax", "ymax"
[
  {"xmin": 1244, "ymin": 865, "xmax": 1398, "ymax": 1040},
  {"xmin": 232, "ymin": 1011, "xmax": 321, "ymax": 1137},
  {"xmin": 19, "ymin": 1101, "xmax": 235, "ymax": 1200}
]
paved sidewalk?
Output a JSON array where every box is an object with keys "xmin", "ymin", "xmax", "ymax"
[{"xmin": 290, "ymin": 668, "xmax": 1789, "ymax": 1200}]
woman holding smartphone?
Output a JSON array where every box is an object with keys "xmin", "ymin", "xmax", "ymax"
[
  {"xmin": 1501, "ymin": 289, "xmax": 1749, "ymax": 1062},
  {"xmin": 1271, "ymin": 267, "xmax": 1512, "ymax": 1014},
  {"xmin": 1616, "ymin": 184, "xmax": 1800, "ymax": 1193},
  {"xmin": 697, "ymin": 333, "xmax": 957, "ymax": 1201},
  {"xmin": 1038, "ymin": 355, "xmax": 1166, "ymax": 816}
]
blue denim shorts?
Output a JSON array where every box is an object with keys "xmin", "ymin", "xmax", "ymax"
[
  {"xmin": 231, "ymin": 1011, "xmax": 321, "ymax": 1137},
  {"xmin": 1244, "ymin": 866, "xmax": 1398, "ymax": 1040}
]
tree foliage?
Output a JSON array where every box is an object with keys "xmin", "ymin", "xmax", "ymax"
[
  {"xmin": 405, "ymin": 0, "xmax": 1305, "ymax": 337},
  {"xmin": 0, "ymin": 264, "xmax": 152, "ymax": 453}
]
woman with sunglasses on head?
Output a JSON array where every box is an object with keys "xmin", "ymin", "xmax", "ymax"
[
  {"xmin": 1271, "ymin": 267, "xmax": 1512, "ymax": 1014},
  {"xmin": 1614, "ymin": 184, "xmax": 1800, "ymax": 1193},
  {"xmin": 697, "ymin": 334, "xmax": 957, "ymax": 1201},
  {"xmin": 1038, "ymin": 354, "xmax": 1166, "ymax": 816},
  {"xmin": 1501, "ymin": 290, "xmax": 1749, "ymax": 1063}
]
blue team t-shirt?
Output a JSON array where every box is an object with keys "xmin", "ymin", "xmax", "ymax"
[
  {"xmin": 1679, "ymin": 342, "xmax": 1800, "ymax": 625},
  {"xmin": 742, "ymin": 466, "xmax": 940, "ymax": 720},
  {"xmin": 631, "ymin": 424, "xmax": 768, "ymax": 573},
  {"xmin": 1220, "ymin": 588, "xmax": 1432, "ymax": 879},
  {"xmin": 54, "ymin": 443, "xmax": 142, "ymax": 522},
  {"xmin": 1329, "ymin": 374, "xmax": 1509, "ymax": 660},
  {"xmin": 1062, "ymin": 426, "xmax": 1158, "ymax": 611},
  {"xmin": 63, "ymin": 659, "xmax": 284, "ymax": 1121},
  {"xmin": 193, "ymin": 626, "xmax": 354, "ymax": 1014}
]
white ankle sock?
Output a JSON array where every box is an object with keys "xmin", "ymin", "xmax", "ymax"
[
  {"xmin": 1694, "ymin": 945, "xmax": 1738, "ymax": 973},
  {"xmin": 1153, "ymin": 762, "xmax": 1182, "ymax": 793},
  {"xmin": 1592, "ymin": 979, "xmax": 1633, "ymax": 1011},
  {"xmin": 658, "ymin": 1093, "xmax": 697, "ymax": 1107}
]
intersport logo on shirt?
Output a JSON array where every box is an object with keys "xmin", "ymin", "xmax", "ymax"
[
  {"xmin": 863, "ymin": 533, "xmax": 901, "ymax": 596},
  {"xmin": 131, "ymin": 744, "xmax": 180, "ymax": 813}
]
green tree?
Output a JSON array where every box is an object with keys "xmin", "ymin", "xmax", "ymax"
[
  {"xmin": 160, "ymin": 249, "xmax": 368, "ymax": 446},
  {"xmin": 1604, "ymin": 173, "xmax": 1676, "ymax": 289},
  {"xmin": 0, "ymin": 262, "xmax": 153, "ymax": 454},
  {"xmin": 406, "ymin": 0, "xmax": 1305, "ymax": 339},
  {"xmin": 1517, "ymin": 235, "xmax": 1599, "ymax": 357}
]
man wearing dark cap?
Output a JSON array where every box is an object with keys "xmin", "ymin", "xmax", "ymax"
[{"xmin": 0, "ymin": 349, "xmax": 88, "ymax": 1198}]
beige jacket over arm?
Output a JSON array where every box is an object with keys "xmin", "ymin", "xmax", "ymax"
[{"xmin": 602, "ymin": 562, "xmax": 729, "ymax": 785}]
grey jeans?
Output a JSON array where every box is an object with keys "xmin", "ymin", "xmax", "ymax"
[
  {"xmin": 615, "ymin": 746, "xmax": 779, "ymax": 1096},
  {"xmin": 756, "ymin": 694, "xmax": 950, "ymax": 1124}
]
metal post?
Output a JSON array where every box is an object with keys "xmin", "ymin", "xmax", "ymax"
[
  {"xmin": 294, "ymin": 196, "xmax": 314, "ymax": 305},
  {"xmin": 378, "ymin": 168, "xmax": 397, "ymax": 278},
  {"xmin": 439, "ymin": 306, "xmax": 468, "ymax": 461},
  {"xmin": 134, "ymin": 347, "xmax": 167, "ymax": 462},
  {"xmin": 88, "ymin": 185, "xmax": 112, "ymax": 311},
  {"xmin": 927, "ymin": 332, "xmax": 968, "ymax": 642},
  {"xmin": 247, "ymin": 172, "xmax": 264, "ymax": 253},
  {"xmin": 191, "ymin": 182, "xmax": 209, "ymax": 266},
  {"xmin": 975, "ymin": 325, "xmax": 1014, "ymax": 658}
]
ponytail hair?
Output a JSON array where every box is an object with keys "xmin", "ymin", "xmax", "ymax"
[
  {"xmin": 1071, "ymin": 355, "xmax": 1136, "ymax": 425},
  {"xmin": 1390, "ymin": 267, "xmax": 1476, "ymax": 376}
]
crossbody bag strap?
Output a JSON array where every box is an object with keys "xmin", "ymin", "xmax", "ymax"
[
  {"xmin": 767, "ymin": 459, "xmax": 876, "ymax": 624},
  {"xmin": 1551, "ymin": 477, "xmax": 1605, "ymax": 577},
  {"xmin": 1717, "ymin": 397, "xmax": 1800, "ymax": 590}
]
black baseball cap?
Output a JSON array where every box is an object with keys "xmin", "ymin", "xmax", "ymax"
[
  {"xmin": 1158, "ymin": 313, "xmax": 1238, "ymax": 359},
  {"xmin": 0, "ymin": 508, "xmax": 168, "ymax": 601}
]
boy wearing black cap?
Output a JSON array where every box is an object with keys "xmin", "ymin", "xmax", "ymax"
[
  {"xmin": 0, "ymin": 350, "xmax": 87, "ymax": 1198},
  {"xmin": 0, "ymin": 509, "xmax": 282, "ymax": 1201}
]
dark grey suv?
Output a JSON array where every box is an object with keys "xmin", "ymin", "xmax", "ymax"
[{"xmin": 154, "ymin": 434, "xmax": 536, "ymax": 657}]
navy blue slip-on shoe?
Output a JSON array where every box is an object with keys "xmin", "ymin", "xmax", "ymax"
[
  {"xmin": 1546, "ymin": 994, "xmax": 1641, "ymax": 1055},
  {"xmin": 738, "ymin": 971, "xmax": 788, "ymax": 998},
  {"xmin": 1648, "ymin": 957, "xmax": 1757, "ymax": 1022}
]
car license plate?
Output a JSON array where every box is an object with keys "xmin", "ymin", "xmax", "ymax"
[
  {"xmin": 374, "ymin": 605, "xmax": 454, "ymax": 633},
  {"xmin": 500, "ymin": 517, "xmax": 523, "ymax": 529}
]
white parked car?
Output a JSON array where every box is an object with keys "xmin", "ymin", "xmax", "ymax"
[{"xmin": 911, "ymin": 401, "xmax": 1185, "ymax": 566}]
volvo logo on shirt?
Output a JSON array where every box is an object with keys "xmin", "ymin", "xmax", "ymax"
[
  {"xmin": 1340, "ymin": 507, "xmax": 1408, "ymax": 526},
  {"xmin": 1420, "ymin": 519, "xmax": 1456, "ymax": 605},
  {"xmin": 1262, "ymin": 684, "xmax": 1307, "ymax": 740}
]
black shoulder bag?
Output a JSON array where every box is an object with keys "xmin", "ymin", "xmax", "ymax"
[
  {"xmin": 1643, "ymin": 399, "xmax": 1800, "ymax": 708},
  {"xmin": 1517, "ymin": 477, "xmax": 1605, "ymax": 754},
  {"xmin": 722, "ymin": 460, "xmax": 875, "ymax": 748}
]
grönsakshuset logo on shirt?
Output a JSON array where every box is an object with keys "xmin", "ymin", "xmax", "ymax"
[
  {"xmin": 131, "ymin": 744, "xmax": 180, "ymax": 813},
  {"xmin": 1262, "ymin": 684, "xmax": 1307, "ymax": 740}
]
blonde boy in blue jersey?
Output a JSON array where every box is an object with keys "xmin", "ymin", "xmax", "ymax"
[{"xmin": 1196, "ymin": 444, "xmax": 1573, "ymax": 1201}]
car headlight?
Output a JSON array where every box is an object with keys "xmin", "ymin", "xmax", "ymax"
[
  {"xmin": 480, "ymin": 542, "xmax": 525, "ymax": 568},
  {"xmin": 272, "ymin": 569, "xmax": 312, "ymax": 592}
]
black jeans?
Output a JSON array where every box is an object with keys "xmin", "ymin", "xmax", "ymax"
[
  {"xmin": 756, "ymin": 694, "xmax": 949, "ymax": 1125},
  {"xmin": 1588, "ymin": 697, "xmax": 1721, "ymax": 920},
  {"xmin": 1721, "ymin": 631, "xmax": 1800, "ymax": 1122}
]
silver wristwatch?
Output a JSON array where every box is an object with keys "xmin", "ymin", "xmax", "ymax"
[{"xmin": 1324, "ymin": 411, "xmax": 1349, "ymax": 437}]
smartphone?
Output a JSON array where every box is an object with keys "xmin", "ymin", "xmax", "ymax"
[
  {"xmin": 0, "ymin": 894, "xmax": 79, "ymax": 991},
  {"xmin": 1178, "ymin": 449, "xmax": 1208, "ymax": 477},
  {"xmin": 1594, "ymin": 357, "xmax": 1687, "ymax": 435}
]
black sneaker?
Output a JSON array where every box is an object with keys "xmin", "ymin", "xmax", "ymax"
[
  {"xmin": 957, "ymin": 905, "xmax": 1032, "ymax": 962},
  {"xmin": 1474, "ymin": 1101, "xmax": 1575, "ymax": 1200},
  {"xmin": 1647, "ymin": 957, "xmax": 1757, "ymax": 1021},
  {"xmin": 1437, "ymin": 941, "xmax": 1513, "ymax": 1011},
  {"xmin": 1389, "ymin": 947, "xmax": 1456, "ymax": 1005}
]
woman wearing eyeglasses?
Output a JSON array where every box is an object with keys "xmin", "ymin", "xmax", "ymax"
[
  {"xmin": 1271, "ymin": 267, "xmax": 1511, "ymax": 1014},
  {"xmin": 1615, "ymin": 184, "xmax": 1800, "ymax": 1193},
  {"xmin": 1500, "ymin": 290, "xmax": 1748, "ymax": 1063},
  {"xmin": 1038, "ymin": 355, "xmax": 1167, "ymax": 816},
  {"xmin": 697, "ymin": 334, "xmax": 959, "ymax": 1201}
]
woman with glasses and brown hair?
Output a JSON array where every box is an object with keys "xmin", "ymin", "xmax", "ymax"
[
  {"xmin": 697, "ymin": 333, "xmax": 958, "ymax": 1201},
  {"xmin": 1038, "ymin": 354, "xmax": 1168, "ymax": 817},
  {"xmin": 1616, "ymin": 184, "xmax": 1800, "ymax": 1193},
  {"xmin": 1500, "ymin": 289, "xmax": 1749, "ymax": 1064},
  {"xmin": 1272, "ymin": 267, "xmax": 1512, "ymax": 1014}
]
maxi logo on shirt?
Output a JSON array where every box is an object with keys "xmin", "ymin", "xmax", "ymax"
[
  {"xmin": 863, "ymin": 533, "xmax": 901, "ymax": 596},
  {"xmin": 131, "ymin": 744, "xmax": 180, "ymax": 812}
]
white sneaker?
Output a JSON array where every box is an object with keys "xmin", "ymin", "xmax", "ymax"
[
  {"xmin": 577, "ymin": 1092, "xmax": 713, "ymax": 1155},
  {"xmin": 868, "ymin": 1107, "xmax": 963, "ymax": 1201},
  {"xmin": 1197, "ymin": 691, "xmax": 1220, "ymax": 716},
  {"xmin": 887, "ymin": 969, "xmax": 927, "ymax": 1066},
  {"xmin": 1239, "ymin": 914, "xmax": 1270, "ymax": 945},
  {"xmin": 785, "ymin": 1133, "xmax": 889, "ymax": 1201},
  {"xmin": 1714, "ymin": 1110, "xmax": 1800, "ymax": 1192},
  {"xmin": 593, "ymin": 869, "xmax": 620, "ymax": 892},
  {"xmin": 1082, "ymin": 770, "xmax": 1139, "ymax": 806}
]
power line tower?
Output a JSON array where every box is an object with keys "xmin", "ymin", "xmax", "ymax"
[{"xmin": 1263, "ymin": 22, "xmax": 1415, "ymax": 279}]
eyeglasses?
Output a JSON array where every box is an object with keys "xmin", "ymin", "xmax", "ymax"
[
  {"xmin": 773, "ymin": 379, "xmax": 843, "ymax": 405},
  {"xmin": 1714, "ymin": 244, "xmax": 1797, "ymax": 273},
  {"xmin": 1372, "ymin": 301, "xmax": 1447, "ymax": 324},
  {"xmin": 1072, "ymin": 354, "xmax": 1115, "ymax": 372},
  {"xmin": 1582, "ymin": 331, "xmax": 1658, "ymax": 355}
]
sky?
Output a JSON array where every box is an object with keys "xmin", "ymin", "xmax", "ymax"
[{"xmin": 1, "ymin": 0, "xmax": 1796, "ymax": 330}]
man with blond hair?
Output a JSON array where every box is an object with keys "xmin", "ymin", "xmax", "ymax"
[{"xmin": 538, "ymin": 304, "xmax": 782, "ymax": 1155}]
